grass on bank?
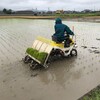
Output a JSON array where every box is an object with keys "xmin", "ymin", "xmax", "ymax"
[
  {"xmin": 0, "ymin": 12, "xmax": 100, "ymax": 19},
  {"xmin": 55, "ymin": 12, "xmax": 100, "ymax": 18},
  {"xmin": 79, "ymin": 86, "xmax": 100, "ymax": 100}
]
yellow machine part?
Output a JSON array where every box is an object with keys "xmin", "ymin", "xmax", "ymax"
[
  {"xmin": 50, "ymin": 41, "xmax": 64, "ymax": 48},
  {"xmin": 37, "ymin": 36, "xmax": 74, "ymax": 48}
]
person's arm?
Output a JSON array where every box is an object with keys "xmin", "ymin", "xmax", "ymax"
[{"xmin": 65, "ymin": 25, "xmax": 74, "ymax": 35}]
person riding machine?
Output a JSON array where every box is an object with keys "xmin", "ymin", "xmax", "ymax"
[
  {"xmin": 23, "ymin": 18, "xmax": 77, "ymax": 69},
  {"xmin": 52, "ymin": 18, "xmax": 74, "ymax": 47}
]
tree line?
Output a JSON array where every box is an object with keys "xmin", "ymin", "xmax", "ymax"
[{"xmin": 2, "ymin": 8, "xmax": 13, "ymax": 14}]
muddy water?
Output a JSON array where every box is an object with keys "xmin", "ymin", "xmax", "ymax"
[{"xmin": 0, "ymin": 19, "xmax": 100, "ymax": 100}]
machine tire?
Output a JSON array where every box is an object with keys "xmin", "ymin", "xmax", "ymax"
[
  {"xmin": 29, "ymin": 60, "xmax": 38, "ymax": 70},
  {"xmin": 24, "ymin": 55, "xmax": 31, "ymax": 63},
  {"xmin": 70, "ymin": 49, "xmax": 77, "ymax": 56}
]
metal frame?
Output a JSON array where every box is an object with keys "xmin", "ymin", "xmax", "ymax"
[{"xmin": 26, "ymin": 39, "xmax": 53, "ymax": 68}]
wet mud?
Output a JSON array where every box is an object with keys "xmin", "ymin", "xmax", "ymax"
[{"xmin": 0, "ymin": 19, "xmax": 100, "ymax": 100}]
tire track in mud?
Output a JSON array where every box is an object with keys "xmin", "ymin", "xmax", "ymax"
[
  {"xmin": 0, "ymin": 34, "xmax": 25, "ymax": 54},
  {"xmin": 0, "ymin": 24, "xmax": 35, "ymax": 68},
  {"xmin": 0, "ymin": 28, "xmax": 30, "ymax": 47},
  {"xmin": 0, "ymin": 28, "xmax": 28, "ymax": 50},
  {"xmin": 0, "ymin": 36, "xmax": 22, "ymax": 63}
]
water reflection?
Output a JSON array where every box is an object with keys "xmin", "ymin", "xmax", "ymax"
[{"xmin": 38, "ymin": 57, "xmax": 83, "ymax": 88}]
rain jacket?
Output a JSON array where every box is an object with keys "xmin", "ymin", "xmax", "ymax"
[{"xmin": 53, "ymin": 18, "xmax": 74, "ymax": 42}]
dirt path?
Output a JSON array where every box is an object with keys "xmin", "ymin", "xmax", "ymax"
[
  {"xmin": 0, "ymin": 15, "xmax": 56, "ymax": 19},
  {"xmin": 0, "ymin": 15, "xmax": 100, "ymax": 22}
]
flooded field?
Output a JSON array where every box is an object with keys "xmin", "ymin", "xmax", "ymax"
[{"xmin": 0, "ymin": 19, "xmax": 100, "ymax": 100}]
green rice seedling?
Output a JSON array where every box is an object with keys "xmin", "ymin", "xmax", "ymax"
[
  {"xmin": 32, "ymin": 50, "xmax": 39, "ymax": 59},
  {"xmin": 26, "ymin": 48, "xmax": 38, "ymax": 57},
  {"xmin": 26, "ymin": 48, "xmax": 48, "ymax": 63},
  {"xmin": 37, "ymin": 52, "xmax": 48, "ymax": 63},
  {"xmin": 26, "ymin": 48, "xmax": 33, "ymax": 54}
]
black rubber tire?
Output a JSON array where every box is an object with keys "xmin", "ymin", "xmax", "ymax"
[
  {"xmin": 70, "ymin": 49, "xmax": 77, "ymax": 56},
  {"xmin": 29, "ymin": 60, "xmax": 34, "ymax": 67},
  {"xmin": 24, "ymin": 55, "xmax": 31, "ymax": 63}
]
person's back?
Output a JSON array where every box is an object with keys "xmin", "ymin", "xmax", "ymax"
[{"xmin": 52, "ymin": 18, "xmax": 74, "ymax": 43}]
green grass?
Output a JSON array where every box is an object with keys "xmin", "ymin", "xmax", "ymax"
[
  {"xmin": 79, "ymin": 86, "xmax": 100, "ymax": 100},
  {"xmin": 53, "ymin": 12, "xmax": 100, "ymax": 18},
  {"xmin": 26, "ymin": 48, "xmax": 48, "ymax": 63}
]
